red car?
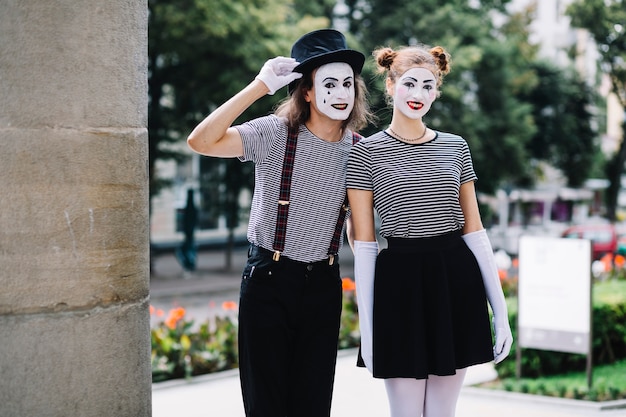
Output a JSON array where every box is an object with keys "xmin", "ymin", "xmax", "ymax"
[{"xmin": 561, "ymin": 223, "xmax": 617, "ymax": 260}]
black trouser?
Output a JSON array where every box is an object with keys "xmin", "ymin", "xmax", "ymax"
[{"xmin": 238, "ymin": 245, "xmax": 343, "ymax": 417}]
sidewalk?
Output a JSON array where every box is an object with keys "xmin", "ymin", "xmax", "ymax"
[{"xmin": 150, "ymin": 246, "xmax": 626, "ymax": 417}]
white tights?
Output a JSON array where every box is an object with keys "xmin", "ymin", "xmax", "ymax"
[{"xmin": 383, "ymin": 369, "xmax": 467, "ymax": 417}]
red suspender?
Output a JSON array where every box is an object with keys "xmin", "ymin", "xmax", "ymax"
[
  {"xmin": 272, "ymin": 125, "xmax": 299, "ymax": 261},
  {"xmin": 272, "ymin": 127, "xmax": 362, "ymax": 263}
]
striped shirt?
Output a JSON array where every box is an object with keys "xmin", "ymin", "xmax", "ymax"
[
  {"xmin": 236, "ymin": 115, "xmax": 354, "ymax": 263},
  {"xmin": 346, "ymin": 130, "xmax": 477, "ymax": 238}
]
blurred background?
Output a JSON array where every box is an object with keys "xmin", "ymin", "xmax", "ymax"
[{"xmin": 147, "ymin": 0, "xmax": 625, "ymax": 264}]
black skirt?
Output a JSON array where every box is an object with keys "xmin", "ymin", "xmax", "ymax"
[{"xmin": 362, "ymin": 230, "xmax": 494, "ymax": 379}]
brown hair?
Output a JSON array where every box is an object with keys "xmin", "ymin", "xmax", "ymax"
[
  {"xmin": 373, "ymin": 45, "xmax": 451, "ymax": 98},
  {"xmin": 274, "ymin": 69, "xmax": 373, "ymax": 131}
]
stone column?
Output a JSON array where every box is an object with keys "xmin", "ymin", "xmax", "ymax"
[{"xmin": 0, "ymin": 1, "xmax": 150, "ymax": 416}]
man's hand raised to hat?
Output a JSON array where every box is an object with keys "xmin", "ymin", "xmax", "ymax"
[{"xmin": 255, "ymin": 57, "xmax": 303, "ymax": 95}]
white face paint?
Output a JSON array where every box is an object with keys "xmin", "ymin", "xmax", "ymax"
[
  {"xmin": 313, "ymin": 62, "xmax": 355, "ymax": 121},
  {"xmin": 393, "ymin": 67, "xmax": 437, "ymax": 119}
]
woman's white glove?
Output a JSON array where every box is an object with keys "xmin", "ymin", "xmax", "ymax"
[
  {"xmin": 255, "ymin": 56, "xmax": 303, "ymax": 95},
  {"xmin": 354, "ymin": 240, "xmax": 379, "ymax": 373},
  {"xmin": 462, "ymin": 229, "xmax": 513, "ymax": 364}
]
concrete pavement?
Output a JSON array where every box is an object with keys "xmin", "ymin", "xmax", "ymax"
[{"xmin": 150, "ymin": 245, "xmax": 626, "ymax": 416}]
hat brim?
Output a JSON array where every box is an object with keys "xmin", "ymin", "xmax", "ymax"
[
  {"xmin": 289, "ymin": 50, "xmax": 364, "ymax": 95},
  {"xmin": 293, "ymin": 49, "xmax": 365, "ymax": 76}
]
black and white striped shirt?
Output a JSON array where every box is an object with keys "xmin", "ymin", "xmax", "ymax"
[
  {"xmin": 236, "ymin": 115, "xmax": 354, "ymax": 263},
  {"xmin": 346, "ymin": 130, "xmax": 477, "ymax": 238}
]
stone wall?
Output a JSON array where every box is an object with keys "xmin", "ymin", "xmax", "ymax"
[{"xmin": 0, "ymin": 1, "xmax": 151, "ymax": 415}]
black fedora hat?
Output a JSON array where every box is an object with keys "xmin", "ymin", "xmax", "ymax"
[{"xmin": 289, "ymin": 29, "xmax": 365, "ymax": 93}]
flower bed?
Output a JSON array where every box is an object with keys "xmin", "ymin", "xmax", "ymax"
[{"xmin": 151, "ymin": 277, "xmax": 360, "ymax": 382}]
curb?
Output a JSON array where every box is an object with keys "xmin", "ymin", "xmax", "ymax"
[
  {"xmin": 462, "ymin": 386, "xmax": 626, "ymax": 411},
  {"xmin": 152, "ymin": 368, "xmax": 240, "ymax": 391}
]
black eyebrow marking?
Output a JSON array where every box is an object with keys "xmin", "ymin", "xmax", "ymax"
[{"xmin": 402, "ymin": 76, "xmax": 435, "ymax": 83}]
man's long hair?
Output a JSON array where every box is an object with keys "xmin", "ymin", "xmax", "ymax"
[{"xmin": 275, "ymin": 70, "xmax": 373, "ymax": 132}]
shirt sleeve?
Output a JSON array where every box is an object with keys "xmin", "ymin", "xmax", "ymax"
[
  {"xmin": 346, "ymin": 140, "xmax": 373, "ymax": 191},
  {"xmin": 235, "ymin": 115, "xmax": 283, "ymax": 163},
  {"xmin": 460, "ymin": 139, "xmax": 478, "ymax": 184}
]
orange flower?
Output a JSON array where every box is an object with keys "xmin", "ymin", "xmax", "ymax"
[
  {"xmin": 149, "ymin": 305, "xmax": 155, "ymax": 315},
  {"xmin": 512, "ymin": 258, "xmax": 519, "ymax": 268},
  {"xmin": 601, "ymin": 253, "xmax": 613, "ymax": 272},
  {"xmin": 498, "ymin": 269, "xmax": 508, "ymax": 280},
  {"xmin": 156, "ymin": 309, "xmax": 164, "ymax": 317},
  {"xmin": 165, "ymin": 307, "xmax": 186, "ymax": 329},
  {"xmin": 615, "ymin": 254, "xmax": 625, "ymax": 268},
  {"xmin": 222, "ymin": 301, "xmax": 238, "ymax": 311},
  {"xmin": 342, "ymin": 277, "xmax": 356, "ymax": 292}
]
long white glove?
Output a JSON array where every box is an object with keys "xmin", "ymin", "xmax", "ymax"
[
  {"xmin": 354, "ymin": 240, "xmax": 379, "ymax": 373},
  {"xmin": 462, "ymin": 229, "xmax": 513, "ymax": 364},
  {"xmin": 255, "ymin": 56, "xmax": 303, "ymax": 95}
]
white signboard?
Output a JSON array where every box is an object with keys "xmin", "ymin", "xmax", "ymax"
[{"xmin": 518, "ymin": 236, "xmax": 592, "ymax": 354}]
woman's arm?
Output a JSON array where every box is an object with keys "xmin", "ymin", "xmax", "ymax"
[
  {"xmin": 459, "ymin": 180, "xmax": 513, "ymax": 364},
  {"xmin": 459, "ymin": 180, "xmax": 484, "ymax": 234},
  {"xmin": 347, "ymin": 188, "xmax": 376, "ymax": 242},
  {"xmin": 347, "ymin": 187, "xmax": 378, "ymax": 373}
]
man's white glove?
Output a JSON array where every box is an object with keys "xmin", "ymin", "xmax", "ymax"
[
  {"xmin": 255, "ymin": 56, "xmax": 303, "ymax": 95},
  {"xmin": 354, "ymin": 240, "xmax": 378, "ymax": 373},
  {"xmin": 462, "ymin": 229, "xmax": 513, "ymax": 364}
]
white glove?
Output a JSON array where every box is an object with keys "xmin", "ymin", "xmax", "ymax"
[
  {"xmin": 255, "ymin": 56, "xmax": 303, "ymax": 95},
  {"xmin": 354, "ymin": 240, "xmax": 378, "ymax": 373},
  {"xmin": 462, "ymin": 229, "xmax": 513, "ymax": 364}
]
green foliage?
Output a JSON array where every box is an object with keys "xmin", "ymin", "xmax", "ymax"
[
  {"xmin": 151, "ymin": 306, "xmax": 239, "ymax": 382},
  {"xmin": 338, "ymin": 278, "xmax": 360, "ymax": 349},
  {"xmin": 566, "ymin": 0, "xmax": 626, "ymax": 221},
  {"xmin": 342, "ymin": 0, "xmax": 601, "ymax": 194},
  {"xmin": 483, "ymin": 358, "xmax": 626, "ymax": 401},
  {"xmin": 566, "ymin": 0, "xmax": 626, "ymax": 108},
  {"xmin": 519, "ymin": 62, "xmax": 600, "ymax": 187},
  {"xmin": 347, "ymin": 0, "xmax": 536, "ymax": 194},
  {"xmin": 148, "ymin": 0, "xmax": 329, "ymax": 200},
  {"xmin": 148, "ymin": 0, "xmax": 605, "ymax": 215}
]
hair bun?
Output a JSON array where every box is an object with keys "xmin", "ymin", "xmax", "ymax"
[
  {"xmin": 430, "ymin": 46, "xmax": 451, "ymax": 75},
  {"xmin": 374, "ymin": 47, "xmax": 396, "ymax": 71}
]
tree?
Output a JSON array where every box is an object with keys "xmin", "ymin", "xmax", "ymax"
[
  {"xmin": 148, "ymin": 0, "xmax": 330, "ymax": 268},
  {"xmin": 343, "ymin": 0, "xmax": 599, "ymax": 196},
  {"xmin": 520, "ymin": 62, "xmax": 599, "ymax": 187},
  {"xmin": 149, "ymin": 0, "xmax": 307, "ymax": 198},
  {"xmin": 348, "ymin": 0, "xmax": 536, "ymax": 194},
  {"xmin": 567, "ymin": 0, "xmax": 626, "ymax": 220}
]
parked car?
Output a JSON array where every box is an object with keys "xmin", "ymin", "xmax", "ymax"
[{"xmin": 561, "ymin": 223, "xmax": 617, "ymax": 260}]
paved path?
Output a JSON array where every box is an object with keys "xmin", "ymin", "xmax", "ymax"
[
  {"xmin": 152, "ymin": 348, "xmax": 626, "ymax": 417},
  {"xmin": 150, "ymin": 246, "xmax": 626, "ymax": 416}
]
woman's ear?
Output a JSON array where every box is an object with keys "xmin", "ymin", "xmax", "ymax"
[{"xmin": 385, "ymin": 77, "xmax": 394, "ymax": 97}]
